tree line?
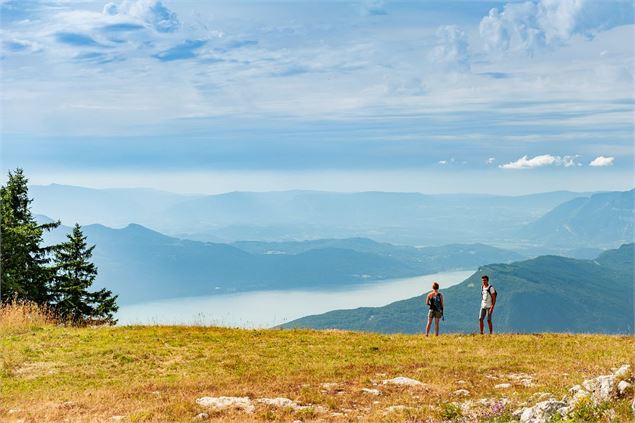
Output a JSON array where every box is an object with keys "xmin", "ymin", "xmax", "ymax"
[{"xmin": 1, "ymin": 168, "xmax": 118, "ymax": 324}]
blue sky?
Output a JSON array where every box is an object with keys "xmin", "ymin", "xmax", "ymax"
[{"xmin": 1, "ymin": 0, "xmax": 633, "ymax": 194}]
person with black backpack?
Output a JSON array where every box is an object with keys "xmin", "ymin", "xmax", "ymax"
[
  {"xmin": 425, "ymin": 281, "xmax": 444, "ymax": 336},
  {"xmin": 479, "ymin": 275, "xmax": 497, "ymax": 334}
]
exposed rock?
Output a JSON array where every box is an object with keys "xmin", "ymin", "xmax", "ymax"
[
  {"xmin": 110, "ymin": 417, "xmax": 125, "ymax": 422},
  {"xmin": 384, "ymin": 405, "xmax": 407, "ymax": 413},
  {"xmin": 617, "ymin": 380, "xmax": 632, "ymax": 396},
  {"xmin": 613, "ymin": 364, "xmax": 631, "ymax": 381},
  {"xmin": 257, "ymin": 397, "xmax": 298, "ymax": 408},
  {"xmin": 361, "ymin": 388, "xmax": 381, "ymax": 395},
  {"xmin": 519, "ymin": 399, "xmax": 567, "ymax": 423},
  {"xmin": 194, "ymin": 412, "xmax": 209, "ymax": 420},
  {"xmin": 320, "ymin": 382, "xmax": 339, "ymax": 390},
  {"xmin": 196, "ymin": 396, "xmax": 255, "ymax": 413},
  {"xmin": 582, "ymin": 374, "xmax": 616, "ymax": 402},
  {"xmin": 494, "ymin": 383, "xmax": 511, "ymax": 389},
  {"xmin": 257, "ymin": 397, "xmax": 328, "ymax": 412},
  {"xmin": 453, "ymin": 389, "xmax": 470, "ymax": 397},
  {"xmin": 382, "ymin": 376, "xmax": 423, "ymax": 386},
  {"xmin": 457, "ymin": 380, "xmax": 467, "ymax": 385}
]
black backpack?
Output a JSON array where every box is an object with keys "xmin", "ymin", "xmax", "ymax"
[{"xmin": 429, "ymin": 293, "xmax": 442, "ymax": 311}]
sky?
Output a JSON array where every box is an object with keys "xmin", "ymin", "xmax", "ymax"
[{"xmin": 1, "ymin": 0, "xmax": 633, "ymax": 195}]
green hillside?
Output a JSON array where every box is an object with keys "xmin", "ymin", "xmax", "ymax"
[{"xmin": 281, "ymin": 244, "xmax": 634, "ymax": 334}]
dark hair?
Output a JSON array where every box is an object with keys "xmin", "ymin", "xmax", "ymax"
[
  {"xmin": 432, "ymin": 282, "xmax": 439, "ymax": 290},
  {"xmin": 481, "ymin": 275, "xmax": 489, "ymax": 281}
]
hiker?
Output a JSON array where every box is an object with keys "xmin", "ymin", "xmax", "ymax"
[
  {"xmin": 479, "ymin": 275, "xmax": 496, "ymax": 334},
  {"xmin": 425, "ymin": 281, "xmax": 444, "ymax": 336}
]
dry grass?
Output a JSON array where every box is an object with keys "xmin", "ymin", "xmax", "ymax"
[
  {"xmin": 0, "ymin": 324, "xmax": 633, "ymax": 422},
  {"xmin": 0, "ymin": 302, "xmax": 56, "ymax": 336}
]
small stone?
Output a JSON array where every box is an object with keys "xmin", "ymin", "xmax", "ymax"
[
  {"xmin": 361, "ymin": 388, "xmax": 381, "ymax": 395},
  {"xmin": 331, "ymin": 412, "xmax": 344, "ymax": 417},
  {"xmin": 384, "ymin": 405, "xmax": 407, "ymax": 413},
  {"xmin": 495, "ymin": 383, "xmax": 512, "ymax": 389},
  {"xmin": 7, "ymin": 409, "xmax": 19, "ymax": 415},
  {"xmin": 194, "ymin": 413, "xmax": 209, "ymax": 420},
  {"xmin": 457, "ymin": 380, "xmax": 467, "ymax": 385},
  {"xmin": 110, "ymin": 417, "xmax": 125, "ymax": 422},
  {"xmin": 320, "ymin": 382, "xmax": 339, "ymax": 390},
  {"xmin": 196, "ymin": 396, "xmax": 255, "ymax": 413},
  {"xmin": 617, "ymin": 380, "xmax": 632, "ymax": 396},
  {"xmin": 382, "ymin": 376, "xmax": 423, "ymax": 386},
  {"xmin": 453, "ymin": 389, "xmax": 470, "ymax": 397}
]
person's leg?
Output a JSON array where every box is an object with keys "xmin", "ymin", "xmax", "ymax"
[
  {"xmin": 426, "ymin": 316, "xmax": 432, "ymax": 336},
  {"xmin": 487, "ymin": 315, "xmax": 493, "ymax": 334},
  {"xmin": 435, "ymin": 317, "xmax": 440, "ymax": 336},
  {"xmin": 479, "ymin": 308, "xmax": 485, "ymax": 334}
]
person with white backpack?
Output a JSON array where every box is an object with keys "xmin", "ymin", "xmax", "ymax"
[{"xmin": 479, "ymin": 275, "xmax": 497, "ymax": 334}]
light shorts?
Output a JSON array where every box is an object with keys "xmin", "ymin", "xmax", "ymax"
[{"xmin": 479, "ymin": 307, "xmax": 493, "ymax": 321}]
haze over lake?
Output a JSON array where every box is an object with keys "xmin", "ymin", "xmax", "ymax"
[{"xmin": 117, "ymin": 270, "xmax": 473, "ymax": 327}]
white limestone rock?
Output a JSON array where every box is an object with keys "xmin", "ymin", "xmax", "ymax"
[
  {"xmin": 454, "ymin": 389, "xmax": 470, "ymax": 397},
  {"xmin": 361, "ymin": 388, "xmax": 381, "ymax": 395},
  {"xmin": 519, "ymin": 399, "xmax": 568, "ymax": 423},
  {"xmin": 196, "ymin": 396, "xmax": 255, "ymax": 413},
  {"xmin": 382, "ymin": 376, "xmax": 423, "ymax": 386},
  {"xmin": 613, "ymin": 364, "xmax": 631, "ymax": 381},
  {"xmin": 495, "ymin": 383, "xmax": 512, "ymax": 389},
  {"xmin": 617, "ymin": 380, "xmax": 632, "ymax": 396},
  {"xmin": 583, "ymin": 374, "xmax": 616, "ymax": 402}
]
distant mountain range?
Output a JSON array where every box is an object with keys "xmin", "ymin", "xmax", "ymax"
[
  {"xmin": 280, "ymin": 244, "xmax": 634, "ymax": 334},
  {"xmin": 522, "ymin": 190, "xmax": 635, "ymax": 247},
  {"xmin": 33, "ymin": 184, "xmax": 625, "ymax": 248},
  {"xmin": 42, "ymin": 222, "xmax": 522, "ymax": 304}
]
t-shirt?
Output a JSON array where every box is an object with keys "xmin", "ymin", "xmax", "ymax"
[{"xmin": 481, "ymin": 285, "xmax": 496, "ymax": 308}]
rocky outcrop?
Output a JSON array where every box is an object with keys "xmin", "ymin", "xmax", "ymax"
[{"xmin": 516, "ymin": 364, "xmax": 634, "ymax": 423}]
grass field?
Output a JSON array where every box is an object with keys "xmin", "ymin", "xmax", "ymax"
[{"xmin": 1, "ymin": 307, "xmax": 633, "ymax": 422}]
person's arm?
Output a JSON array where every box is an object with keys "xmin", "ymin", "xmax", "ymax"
[
  {"xmin": 426, "ymin": 293, "xmax": 431, "ymax": 306},
  {"xmin": 440, "ymin": 293, "xmax": 444, "ymax": 310},
  {"xmin": 490, "ymin": 290, "xmax": 497, "ymax": 311}
]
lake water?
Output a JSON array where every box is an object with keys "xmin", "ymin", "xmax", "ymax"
[{"xmin": 116, "ymin": 270, "xmax": 474, "ymax": 327}]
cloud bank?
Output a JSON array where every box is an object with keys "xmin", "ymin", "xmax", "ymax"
[{"xmin": 500, "ymin": 154, "xmax": 580, "ymax": 169}]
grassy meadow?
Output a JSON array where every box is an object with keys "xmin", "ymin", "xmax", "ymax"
[{"xmin": 1, "ymin": 305, "xmax": 633, "ymax": 422}]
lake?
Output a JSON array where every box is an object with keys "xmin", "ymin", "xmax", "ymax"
[{"xmin": 116, "ymin": 270, "xmax": 474, "ymax": 327}]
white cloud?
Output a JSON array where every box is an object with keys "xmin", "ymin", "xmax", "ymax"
[
  {"xmin": 479, "ymin": 0, "xmax": 633, "ymax": 54},
  {"xmin": 486, "ymin": 157, "xmax": 496, "ymax": 164},
  {"xmin": 103, "ymin": 0, "xmax": 180, "ymax": 33},
  {"xmin": 499, "ymin": 154, "xmax": 581, "ymax": 169},
  {"xmin": 589, "ymin": 156, "xmax": 615, "ymax": 167},
  {"xmin": 429, "ymin": 25, "xmax": 470, "ymax": 71}
]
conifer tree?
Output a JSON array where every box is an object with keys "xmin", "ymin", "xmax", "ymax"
[
  {"xmin": 0, "ymin": 168, "xmax": 59, "ymax": 304},
  {"xmin": 52, "ymin": 223, "xmax": 118, "ymax": 323}
]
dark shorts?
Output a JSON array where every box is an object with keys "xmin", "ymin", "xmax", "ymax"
[
  {"xmin": 428, "ymin": 310, "xmax": 443, "ymax": 319},
  {"xmin": 479, "ymin": 307, "xmax": 493, "ymax": 321}
]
